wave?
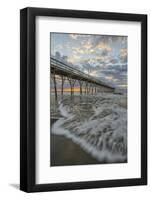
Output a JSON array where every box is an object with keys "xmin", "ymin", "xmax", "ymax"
[{"xmin": 52, "ymin": 94, "xmax": 127, "ymax": 163}]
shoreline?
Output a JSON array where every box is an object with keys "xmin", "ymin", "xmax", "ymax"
[
  {"xmin": 50, "ymin": 134, "xmax": 127, "ymax": 166},
  {"xmin": 50, "ymin": 93, "xmax": 127, "ymax": 166}
]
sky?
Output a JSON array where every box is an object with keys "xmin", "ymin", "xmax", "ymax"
[{"xmin": 50, "ymin": 33, "xmax": 127, "ymax": 91}]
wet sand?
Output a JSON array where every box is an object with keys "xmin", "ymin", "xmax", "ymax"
[{"xmin": 51, "ymin": 134, "xmax": 100, "ymax": 166}]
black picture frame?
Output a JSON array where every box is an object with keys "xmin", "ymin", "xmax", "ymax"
[{"xmin": 20, "ymin": 7, "xmax": 147, "ymax": 192}]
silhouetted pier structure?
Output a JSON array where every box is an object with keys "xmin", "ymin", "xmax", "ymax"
[{"xmin": 51, "ymin": 56, "xmax": 114, "ymax": 100}]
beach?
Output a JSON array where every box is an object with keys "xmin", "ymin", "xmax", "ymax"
[
  {"xmin": 51, "ymin": 134, "xmax": 101, "ymax": 166},
  {"xmin": 50, "ymin": 93, "xmax": 127, "ymax": 166}
]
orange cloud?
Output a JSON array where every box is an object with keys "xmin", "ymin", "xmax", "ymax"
[
  {"xmin": 120, "ymin": 48, "xmax": 127, "ymax": 58},
  {"xmin": 96, "ymin": 42, "xmax": 112, "ymax": 52}
]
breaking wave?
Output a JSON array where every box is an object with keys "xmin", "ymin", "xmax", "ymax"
[{"xmin": 52, "ymin": 93, "xmax": 127, "ymax": 163}]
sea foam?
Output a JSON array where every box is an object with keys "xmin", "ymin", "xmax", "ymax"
[{"xmin": 52, "ymin": 93, "xmax": 127, "ymax": 163}]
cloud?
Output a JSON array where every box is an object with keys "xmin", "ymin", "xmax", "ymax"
[
  {"xmin": 69, "ymin": 34, "xmax": 79, "ymax": 39},
  {"xmin": 72, "ymin": 45, "xmax": 96, "ymax": 55},
  {"xmin": 101, "ymin": 49, "xmax": 110, "ymax": 56},
  {"xmin": 96, "ymin": 42, "xmax": 112, "ymax": 52},
  {"xmin": 67, "ymin": 55, "xmax": 81, "ymax": 64},
  {"xmin": 70, "ymin": 36, "xmax": 112, "ymax": 58},
  {"xmin": 106, "ymin": 75, "xmax": 114, "ymax": 80},
  {"xmin": 83, "ymin": 40, "xmax": 93, "ymax": 50},
  {"xmin": 110, "ymin": 58, "xmax": 119, "ymax": 64},
  {"xmin": 69, "ymin": 34, "xmax": 92, "ymax": 41},
  {"xmin": 72, "ymin": 47, "xmax": 86, "ymax": 54},
  {"xmin": 120, "ymin": 48, "xmax": 127, "ymax": 63}
]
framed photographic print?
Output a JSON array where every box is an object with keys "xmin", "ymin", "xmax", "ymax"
[{"xmin": 20, "ymin": 7, "xmax": 147, "ymax": 192}]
